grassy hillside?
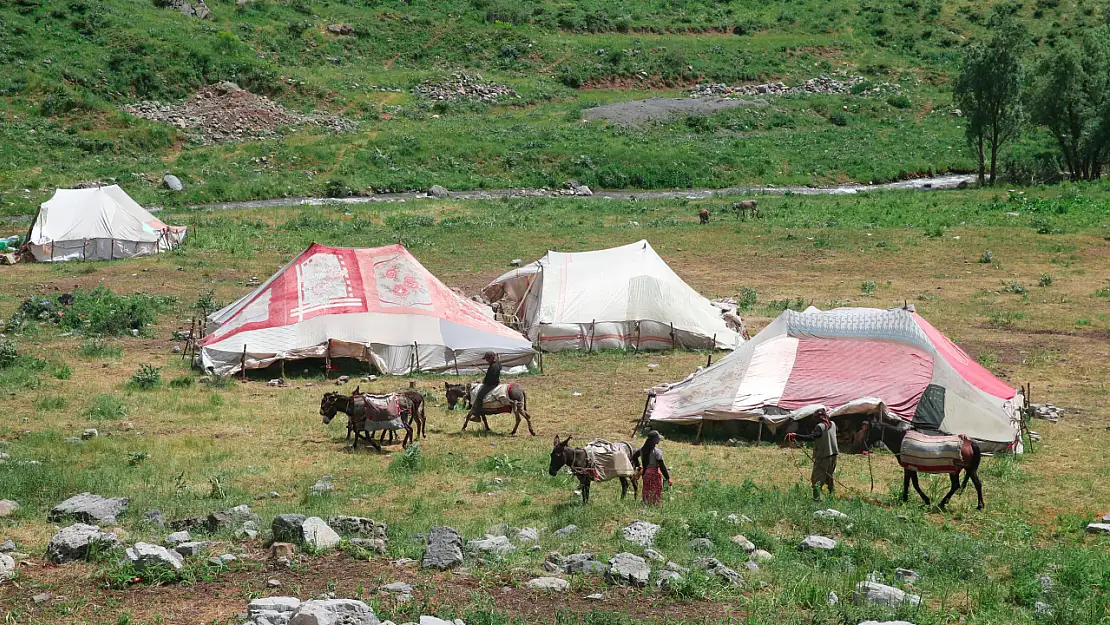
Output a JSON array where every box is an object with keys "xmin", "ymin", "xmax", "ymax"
[{"xmin": 2, "ymin": 0, "xmax": 1098, "ymax": 213}]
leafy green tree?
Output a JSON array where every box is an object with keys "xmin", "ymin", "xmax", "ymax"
[
  {"xmin": 954, "ymin": 9, "xmax": 1027, "ymax": 185},
  {"xmin": 1029, "ymin": 29, "xmax": 1110, "ymax": 180}
]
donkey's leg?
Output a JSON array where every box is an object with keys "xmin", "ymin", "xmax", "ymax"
[
  {"xmin": 902, "ymin": 470, "xmax": 912, "ymax": 502},
  {"xmin": 968, "ymin": 470, "xmax": 985, "ymax": 510},
  {"xmin": 402, "ymin": 423, "xmax": 413, "ymax": 449},
  {"xmin": 461, "ymin": 413, "xmax": 471, "ymax": 431},
  {"xmin": 510, "ymin": 407, "xmax": 521, "ymax": 435},
  {"xmin": 939, "ymin": 473, "xmax": 961, "ymax": 510},
  {"xmin": 522, "ymin": 408, "xmax": 536, "ymax": 436},
  {"xmin": 582, "ymin": 479, "xmax": 591, "ymax": 504},
  {"xmin": 909, "ymin": 472, "xmax": 931, "ymax": 505},
  {"xmin": 481, "ymin": 415, "xmax": 492, "ymax": 431},
  {"xmin": 620, "ymin": 477, "xmax": 630, "ymax": 499}
]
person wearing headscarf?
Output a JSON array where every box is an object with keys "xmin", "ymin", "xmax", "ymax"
[{"xmin": 633, "ymin": 430, "xmax": 671, "ymax": 506}]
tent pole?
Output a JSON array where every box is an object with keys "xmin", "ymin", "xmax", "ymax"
[
  {"xmin": 695, "ymin": 420, "xmax": 704, "ymax": 445},
  {"xmin": 706, "ymin": 334, "xmax": 715, "ymax": 367},
  {"xmin": 634, "ymin": 321, "xmax": 641, "ymax": 354},
  {"xmin": 325, "ymin": 339, "xmax": 331, "ymax": 379},
  {"xmin": 281, "ymin": 359, "xmax": 286, "ymax": 380},
  {"xmin": 452, "ymin": 349, "xmax": 460, "ymax": 376},
  {"xmin": 757, "ymin": 420, "xmax": 763, "ymax": 445},
  {"xmin": 670, "ymin": 323, "xmax": 675, "ymax": 350},
  {"xmin": 632, "ymin": 391, "xmax": 654, "ymax": 437},
  {"xmin": 240, "ymin": 345, "xmax": 247, "ymax": 380},
  {"xmin": 110, "ymin": 238, "xmax": 115, "ymax": 261},
  {"xmin": 588, "ymin": 320, "xmax": 596, "ymax": 353},
  {"xmin": 413, "ymin": 341, "xmax": 420, "ymax": 373},
  {"xmin": 538, "ymin": 348, "xmax": 543, "ymax": 374}
]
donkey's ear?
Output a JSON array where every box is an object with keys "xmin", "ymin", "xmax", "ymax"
[
  {"xmin": 562, "ymin": 436, "xmax": 572, "ymax": 446},
  {"xmin": 444, "ymin": 381, "xmax": 450, "ymax": 390},
  {"xmin": 353, "ymin": 385, "xmax": 360, "ymax": 395},
  {"xmin": 553, "ymin": 435, "xmax": 561, "ymax": 446}
]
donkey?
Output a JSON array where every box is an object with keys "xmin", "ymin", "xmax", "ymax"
[
  {"xmin": 444, "ymin": 381, "xmax": 535, "ymax": 436},
  {"xmin": 868, "ymin": 418, "xmax": 984, "ymax": 510},
  {"xmin": 549, "ymin": 436, "xmax": 639, "ymax": 504},
  {"xmin": 320, "ymin": 391, "xmax": 414, "ymax": 451},
  {"xmin": 350, "ymin": 387, "xmax": 427, "ymax": 443}
]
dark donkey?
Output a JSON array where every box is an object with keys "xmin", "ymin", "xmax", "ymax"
[
  {"xmin": 320, "ymin": 391, "xmax": 414, "ymax": 451},
  {"xmin": 444, "ymin": 381, "xmax": 535, "ymax": 436},
  {"xmin": 868, "ymin": 418, "xmax": 985, "ymax": 510},
  {"xmin": 349, "ymin": 387, "xmax": 427, "ymax": 444},
  {"xmin": 549, "ymin": 436, "xmax": 638, "ymax": 504}
]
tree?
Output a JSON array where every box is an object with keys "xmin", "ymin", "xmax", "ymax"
[
  {"xmin": 953, "ymin": 10, "xmax": 1027, "ymax": 185},
  {"xmin": 1029, "ymin": 29, "xmax": 1110, "ymax": 180}
]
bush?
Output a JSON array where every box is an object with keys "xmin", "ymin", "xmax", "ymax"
[
  {"xmin": 1038, "ymin": 273, "xmax": 1055, "ymax": 288},
  {"xmin": 979, "ymin": 250, "xmax": 993, "ymax": 264},
  {"xmin": 886, "ymin": 94, "xmax": 912, "ymax": 109},
  {"xmin": 390, "ymin": 442, "xmax": 425, "ymax": 473},
  {"xmin": 0, "ymin": 340, "xmax": 17, "ymax": 368},
  {"xmin": 21, "ymin": 287, "xmax": 174, "ymax": 337},
  {"xmin": 80, "ymin": 338, "xmax": 122, "ymax": 358},
  {"xmin": 1002, "ymin": 280, "xmax": 1027, "ymax": 295},
  {"xmin": 53, "ymin": 364, "xmax": 72, "ymax": 380},
  {"xmin": 129, "ymin": 364, "xmax": 162, "ymax": 390},
  {"xmin": 861, "ymin": 280, "xmax": 878, "ymax": 295},
  {"xmin": 85, "ymin": 394, "xmax": 128, "ymax": 420},
  {"xmin": 827, "ymin": 112, "xmax": 848, "ymax": 126},
  {"xmin": 737, "ymin": 287, "xmax": 758, "ymax": 311},
  {"xmin": 169, "ymin": 375, "xmax": 194, "ymax": 388}
]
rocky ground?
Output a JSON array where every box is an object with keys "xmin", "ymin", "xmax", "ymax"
[
  {"xmin": 412, "ymin": 73, "xmax": 518, "ymax": 104},
  {"xmin": 688, "ymin": 75, "xmax": 902, "ymax": 99},
  {"xmin": 121, "ymin": 82, "xmax": 356, "ymax": 145}
]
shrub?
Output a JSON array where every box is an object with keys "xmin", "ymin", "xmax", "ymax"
[
  {"xmin": 861, "ymin": 281, "xmax": 877, "ymax": 296},
  {"xmin": 169, "ymin": 375, "xmax": 194, "ymax": 388},
  {"xmin": 1038, "ymin": 273, "xmax": 1055, "ymax": 288},
  {"xmin": 886, "ymin": 94, "xmax": 912, "ymax": 109},
  {"xmin": 22, "ymin": 287, "xmax": 174, "ymax": 337},
  {"xmin": 1094, "ymin": 286, "xmax": 1110, "ymax": 298},
  {"xmin": 390, "ymin": 442, "xmax": 425, "ymax": 473},
  {"xmin": 128, "ymin": 364, "xmax": 162, "ymax": 390},
  {"xmin": 85, "ymin": 394, "xmax": 128, "ymax": 420},
  {"xmin": 80, "ymin": 338, "xmax": 122, "ymax": 358},
  {"xmin": 737, "ymin": 287, "xmax": 758, "ymax": 311},
  {"xmin": 1002, "ymin": 280, "xmax": 1027, "ymax": 295},
  {"xmin": 979, "ymin": 250, "xmax": 993, "ymax": 264},
  {"xmin": 827, "ymin": 112, "xmax": 848, "ymax": 126},
  {"xmin": 0, "ymin": 340, "xmax": 17, "ymax": 368},
  {"xmin": 53, "ymin": 364, "xmax": 72, "ymax": 380}
]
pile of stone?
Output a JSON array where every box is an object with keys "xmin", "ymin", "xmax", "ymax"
[
  {"xmin": 159, "ymin": 0, "xmax": 212, "ymax": 20},
  {"xmin": 689, "ymin": 75, "xmax": 901, "ymax": 99},
  {"xmin": 242, "ymin": 596, "xmax": 378, "ymax": 625},
  {"xmin": 1031, "ymin": 403, "xmax": 1063, "ymax": 422},
  {"xmin": 412, "ymin": 73, "xmax": 518, "ymax": 104},
  {"xmin": 122, "ymin": 82, "xmax": 355, "ymax": 145}
]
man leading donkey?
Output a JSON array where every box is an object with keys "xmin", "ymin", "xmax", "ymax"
[{"xmin": 786, "ymin": 408, "xmax": 839, "ymax": 502}]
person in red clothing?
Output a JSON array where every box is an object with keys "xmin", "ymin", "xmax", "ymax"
[{"xmin": 633, "ymin": 430, "xmax": 671, "ymax": 506}]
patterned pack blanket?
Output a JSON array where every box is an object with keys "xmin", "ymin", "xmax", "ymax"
[
  {"xmin": 353, "ymin": 394, "xmax": 406, "ymax": 432},
  {"xmin": 899, "ymin": 431, "xmax": 972, "ymax": 473},
  {"xmin": 469, "ymin": 383, "xmax": 519, "ymax": 413},
  {"xmin": 584, "ymin": 439, "xmax": 636, "ymax": 482}
]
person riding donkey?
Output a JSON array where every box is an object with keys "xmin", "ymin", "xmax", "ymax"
[
  {"xmin": 786, "ymin": 408, "xmax": 838, "ymax": 501},
  {"xmin": 466, "ymin": 351, "xmax": 501, "ymax": 423}
]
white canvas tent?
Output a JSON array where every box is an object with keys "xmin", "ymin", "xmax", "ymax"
[
  {"xmin": 200, "ymin": 243, "xmax": 535, "ymax": 375},
  {"xmin": 482, "ymin": 240, "xmax": 745, "ymax": 352},
  {"xmin": 649, "ymin": 305, "xmax": 1024, "ymax": 452},
  {"xmin": 28, "ymin": 185, "xmax": 187, "ymax": 262}
]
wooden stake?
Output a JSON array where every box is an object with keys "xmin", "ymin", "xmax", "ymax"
[
  {"xmin": 413, "ymin": 341, "xmax": 420, "ymax": 372},
  {"xmin": 632, "ymin": 392, "xmax": 654, "ymax": 437},
  {"xmin": 452, "ymin": 349, "xmax": 460, "ymax": 376},
  {"xmin": 538, "ymin": 348, "xmax": 544, "ymax": 374},
  {"xmin": 695, "ymin": 420, "xmax": 704, "ymax": 445},
  {"xmin": 706, "ymin": 333, "xmax": 715, "ymax": 367},
  {"xmin": 588, "ymin": 320, "xmax": 596, "ymax": 353},
  {"xmin": 634, "ymin": 321, "xmax": 641, "ymax": 354},
  {"xmin": 669, "ymin": 322, "xmax": 676, "ymax": 349},
  {"xmin": 240, "ymin": 344, "xmax": 247, "ymax": 380},
  {"xmin": 325, "ymin": 339, "xmax": 331, "ymax": 379},
  {"xmin": 757, "ymin": 420, "xmax": 763, "ymax": 445}
]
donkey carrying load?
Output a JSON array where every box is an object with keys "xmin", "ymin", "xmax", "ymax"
[
  {"xmin": 320, "ymin": 391, "xmax": 415, "ymax": 451},
  {"xmin": 444, "ymin": 381, "xmax": 535, "ymax": 436},
  {"xmin": 549, "ymin": 436, "xmax": 639, "ymax": 504},
  {"xmin": 868, "ymin": 418, "xmax": 985, "ymax": 510},
  {"xmin": 347, "ymin": 387, "xmax": 427, "ymax": 443}
]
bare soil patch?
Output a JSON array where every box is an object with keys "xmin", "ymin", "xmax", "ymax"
[{"xmin": 581, "ymin": 97, "xmax": 767, "ymax": 125}]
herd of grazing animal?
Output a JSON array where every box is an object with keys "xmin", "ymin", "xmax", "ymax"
[{"xmin": 316, "ymin": 378, "xmax": 992, "ymax": 511}]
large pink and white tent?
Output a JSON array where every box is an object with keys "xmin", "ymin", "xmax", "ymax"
[
  {"xmin": 649, "ymin": 306, "xmax": 1023, "ymax": 452},
  {"xmin": 200, "ymin": 243, "xmax": 534, "ymax": 375}
]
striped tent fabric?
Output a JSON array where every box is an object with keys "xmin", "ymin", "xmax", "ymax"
[{"xmin": 649, "ymin": 306, "xmax": 1023, "ymax": 452}]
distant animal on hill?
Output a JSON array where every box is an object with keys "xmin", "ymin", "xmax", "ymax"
[
  {"xmin": 732, "ymin": 199, "xmax": 759, "ymax": 219},
  {"xmin": 349, "ymin": 386, "xmax": 427, "ymax": 443},
  {"xmin": 699, "ymin": 208, "xmax": 710, "ymax": 224},
  {"xmin": 549, "ymin": 436, "xmax": 639, "ymax": 504},
  {"xmin": 444, "ymin": 381, "xmax": 534, "ymax": 436},
  {"xmin": 320, "ymin": 391, "xmax": 414, "ymax": 451},
  {"xmin": 867, "ymin": 418, "xmax": 985, "ymax": 510}
]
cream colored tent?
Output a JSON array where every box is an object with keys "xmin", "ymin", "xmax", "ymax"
[
  {"xmin": 28, "ymin": 186, "xmax": 186, "ymax": 262},
  {"xmin": 482, "ymin": 240, "xmax": 744, "ymax": 352}
]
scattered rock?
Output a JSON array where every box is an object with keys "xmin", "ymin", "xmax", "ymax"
[
  {"xmin": 126, "ymin": 542, "xmax": 184, "ymax": 573},
  {"xmin": 621, "ymin": 520, "xmax": 660, "ymax": 547},
  {"xmin": 267, "ymin": 579, "xmax": 283, "ymax": 588},
  {"xmin": 750, "ymin": 548, "xmax": 773, "ymax": 562},
  {"xmin": 81, "ymin": 428, "xmax": 98, "ymax": 440},
  {"xmin": 0, "ymin": 500, "xmax": 20, "ymax": 518},
  {"xmin": 46, "ymin": 524, "xmax": 122, "ymax": 563},
  {"xmin": 799, "ymin": 535, "xmax": 837, "ymax": 551},
  {"xmin": 32, "ymin": 592, "xmax": 52, "ymax": 603},
  {"xmin": 688, "ymin": 538, "xmax": 714, "ymax": 553},
  {"xmin": 428, "ymin": 185, "xmax": 449, "ymax": 199},
  {"xmin": 1035, "ymin": 601, "xmax": 1052, "ymax": 615},
  {"xmin": 585, "ymin": 593, "xmax": 604, "ymax": 600},
  {"xmin": 563, "ymin": 553, "xmax": 608, "ymax": 575},
  {"xmin": 655, "ymin": 569, "xmax": 682, "ymax": 589},
  {"xmin": 326, "ymin": 23, "xmax": 353, "ymax": 35},
  {"xmin": 0, "ymin": 540, "xmax": 15, "ymax": 553},
  {"xmin": 236, "ymin": 521, "xmax": 260, "ymax": 540},
  {"xmin": 814, "ymin": 509, "xmax": 848, "ymax": 520},
  {"xmin": 122, "ymin": 83, "xmax": 354, "ymax": 145},
  {"xmin": 606, "ymin": 552, "xmax": 650, "ymax": 587},
  {"xmin": 743, "ymin": 560, "xmax": 760, "ymax": 571},
  {"xmin": 413, "ymin": 73, "xmax": 518, "ymax": 104},
  {"xmin": 310, "ymin": 476, "xmax": 335, "ymax": 494},
  {"xmin": 163, "ymin": 174, "xmax": 184, "ymax": 192},
  {"xmin": 380, "ymin": 581, "xmax": 413, "ymax": 598},
  {"xmin": 554, "ymin": 525, "xmax": 577, "ymax": 538},
  {"xmin": 509, "ymin": 258, "xmax": 523, "ymax": 267},
  {"xmin": 693, "ymin": 557, "xmax": 743, "ymax": 586},
  {"xmin": 467, "ymin": 535, "xmax": 515, "ymax": 557},
  {"xmin": 729, "ymin": 535, "xmax": 755, "ymax": 552},
  {"xmin": 301, "ymin": 517, "xmax": 341, "ymax": 551},
  {"xmin": 827, "ymin": 591, "xmax": 839, "ymax": 606},
  {"xmin": 270, "ymin": 542, "xmax": 296, "ymax": 561},
  {"xmin": 164, "ymin": 531, "xmax": 191, "ymax": 547},
  {"xmin": 726, "ymin": 513, "xmax": 753, "ymax": 524},
  {"xmin": 688, "ymin": 75, "xmax": 891, "ymax": 99},
  {"xmin": 515, "ymin": 527, "xmax": 540, "ymax": 543},
  {"xmin": 273, "ymin": 514, "xmax": 308, "ymax": 542},
  {"xmin": 854, "ymin": 581, "xmax": 921, "ymax": 607},
  {"xmin": 422, "ymin": 527, "xmax": 463, "ymax": 570},
  {"xmin": 1031, "ymin": 403, "xmax": 1063, "ymax": 423},
  {"xmin": 1086, "ymin": 523, "xmax": 1110, "ymax": 535},
  {"xmin": 895, "ymin": 568, "xmax": 920, "ymax": 584},
  {"xmin": 143, "ymin": 510, "xmax": 166, "ymax": 527},
  {"xmin": 527, "ymin": 577, "xmax": 569, "ymax": 591},
  {"xmin": 174, "ymin": 541, "xmax": 216, "ymax": 557},
  {"xmin": 327, "ymin": 516, "xmax": 387, "ymax": 539},
  {"xmin": 350, "ymin": 538, "xmax": 388, "ymax": 554},
  {"xmin": 49, "ymin": 493, "xmax": 129, "ymax": 525},
  {"xmin": 643, "ymin": 548, "xmax": 666, "ymax": 562},
  {"xmin": 0, "ymin": 553, "xmax": 14, "ymax": 582}
]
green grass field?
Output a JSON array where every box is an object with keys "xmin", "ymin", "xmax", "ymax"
[{"xmin": 0, "ymin": 186, "xmax": 1108, "ymax": 624}]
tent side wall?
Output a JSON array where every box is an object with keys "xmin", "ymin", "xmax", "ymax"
[{"xmin": 30, "ymin": 233, "xmax": 185, "ymax": 262}]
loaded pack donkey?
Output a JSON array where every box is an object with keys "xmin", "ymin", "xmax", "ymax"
[
  {"xmin": 549, "ymin": 436, "xmax": 639, "ymax": 504},
  {"xmin": 868, "ymin": 417, "xmax": 985, "ymax": 510},
  {"xmin": 347, "ymin": 386, "xmax": 427, "ymax": 443},
  {"xmin": 444, "ymin": 381, "xmax": 534, "ymax": 436},
  {"xmin": 320, "ymin": 391, "xmax": 414, "ymax": 451}
]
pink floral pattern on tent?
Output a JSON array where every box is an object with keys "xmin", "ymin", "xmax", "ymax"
[{"xmin": 374, "ymin": 253, "xmax": 433, "ymax": 310}]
